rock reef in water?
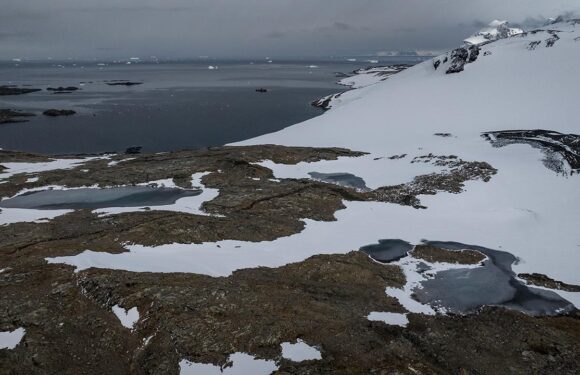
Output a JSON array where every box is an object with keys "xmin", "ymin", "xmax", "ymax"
[
  {"xmin": 105, "ymin": 81, "xmax": 143, "ymax": 86},
  {"xmin": 0, "ymin": 109, "xmax": 36, "ymax": 124},
  {"xmin": 0, "ymin": 86, "xmax": 41, "ymax": 96},
  {"xmin": 42, "ymin": 109, "xmax": 77, "ymax": 117},
  {"xmin": 46, "ymin": 86, "xmax": 79, "ymax": 93}
]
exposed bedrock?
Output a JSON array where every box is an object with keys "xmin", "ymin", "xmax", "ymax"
[
  {"xmin": 0, "ymin": 146, "xmax": 577, "ymax": 374},
  {"xmin": 483, "ymin": 129, "xmax": 580, "ymax": 174},
  {"xmin": 433, "ymin": 45, "xmax": 480, "ymax": 74}
]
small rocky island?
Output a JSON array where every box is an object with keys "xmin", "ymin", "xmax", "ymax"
[
  {"xmin": 42, "ymin": 109, "xmax": 77, "ymax": 117},
  {"xmin": 0, "ymin": 86, "xmax": 41, "ymax": 96},
  {"xmin": 0, "ymin": 109, "xmax": 35, "ymax": 124}
]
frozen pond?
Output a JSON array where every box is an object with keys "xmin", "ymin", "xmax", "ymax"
[
  {"xmin": 308, "ymin": 172, "xmax": 370, "ymax": 191},
  {"xmin": 0, "ymin": 186, "xmax": 201, "ymax": 210},
  {"xmin": 415, "ymin": 241, "xmax": 575, "ymax": 316},
  {"xmin": 360, "ymin": 239, "xmax": 575, "ymax": 316},
  {"xmin": 360, "ymin": 239, "xmax": 413, "ymax": 262}
]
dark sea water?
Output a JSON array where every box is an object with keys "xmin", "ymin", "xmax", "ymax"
[{"xmin": 0, "ymin": 57, "xmax": 423, "ymax": 154}]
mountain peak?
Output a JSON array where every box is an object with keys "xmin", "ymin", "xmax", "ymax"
[{"xmin": 464, "ymin": 20, "xmax": 524, "ymax": 46}]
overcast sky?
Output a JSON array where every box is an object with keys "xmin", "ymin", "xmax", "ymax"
[{"xmin": 1, "ymin": 0, "xmax": 578, "ymax": 60}]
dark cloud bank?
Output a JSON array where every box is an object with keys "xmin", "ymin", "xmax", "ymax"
[{"xmin": 0, "ymin": 0, "xmax": 578, "ymax": 60}]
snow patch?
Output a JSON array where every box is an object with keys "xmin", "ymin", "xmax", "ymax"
[
  {"xmin": 0, "ymin": 207, "xmax": 72, "ymax": 226},
  {"xmin": 179, "ymin": 352, "xmax": 278, "ymax": 375},
  {"xmin": 280, "ymin": 339, "xmax": 322, "ymax": 362},
  {"xmin": 0, "ymin": 157, "xmax": 107, "ymax": 181},
  {"xmin": 112, "ymin": 305, "xmax": 139, "ymax": 329},
  {"xmin": 0, "ymin": 328, "xmax": 26, "ymax": 350},
  {"xmin": 107, "ymin": 158, "xmax": 136, "ymax": 167},
  {"xmin": 367, "ymin": 312, "xmax": 409, "ymax": 327}
]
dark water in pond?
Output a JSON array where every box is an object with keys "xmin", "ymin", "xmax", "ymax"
[
  {"xmin": 0, "ymin": 58, "xmax": 423, "ymax": 154},
  {"xmin": 360, "ymin": 239, "xmax": 575, "ymax": 316},
  {"xmin": 0, "ymin": 186, "xmax": 201, "ymax": 210},
  {"xmin": 308, "ymin": 172, "xmax": 370, "ymax": 191},
  {"xmin": 360, "ymin": 239, "xmax": 413, "ymax": 262}
]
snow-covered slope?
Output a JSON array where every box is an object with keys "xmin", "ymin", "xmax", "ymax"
[{"xmin": 231, "ymin": 20, "xmax": 580, "ymax": 286}]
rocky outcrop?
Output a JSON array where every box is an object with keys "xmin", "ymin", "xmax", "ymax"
[
  {"xmin": 545, "ymin": 31, "xmax": 561, "ymax": 47},
  {"xmin": 446, "ymin": 45, "xmax": 480, "ymax": 74},
  {"xmin": 46, "ymin": 86, "xmax": 79, "ymax": 93},
  {"xmin": 311, "ymin": 93, "xmax": 342, "ymax": 110},
  {"xmin": 432, "ymin": 45, "xmax": 480, "ymax": 74},
  {"xmin": 482, "ymin": 130, "xmax": 580, "ymax": 174},
  {"xmin": 412, "ymin": 245, "xmax": 486, "ymax": 265},
  {"xmin": 0, "ymin": 109, "xmax": 35, "ymax": 124},
  {"xmin": 42, "ymin": 109, "xmax": 76, "ymax": 117},
  {"xmin": 105, "ymin": 81, "xmax": 143, "ymax": 86},
  {"xmin": 528, "ymin": 41, "xmax": 542, "ymax": 50},
  {"xmin": 464, "ymin": 20, "xmax": 524, "ymax": 46},
  {"xmin": 366, "ymin": 154, "xmax": 497, "ymax": 208},
  {"xmin": 0, "ymin": 86, "xmax": 41, "ymax": 96},
  {"xmin": 519, "ymin": 273, "xmax": 580, "ymax": 292},
  {"xmin": 124, "ymin": 146, "xmax": 143, "ymax": 155},
  {"xmin": 445, "ymin": 47, "xmax": 469, "ymax": 73}
]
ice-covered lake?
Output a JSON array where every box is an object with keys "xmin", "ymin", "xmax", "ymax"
[{"xmin": 0, "ymin": 186, "xmax": 201, "ymax": 210}]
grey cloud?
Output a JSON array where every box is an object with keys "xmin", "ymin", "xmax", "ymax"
[
  {"xmin": 1, "ymin": 0, "xmax": 579, "ymax": 60},
  {"xmin": 393, "ymin": 27, "xmax": 417, "ymax": 33},
  {"xmin": 267, "ymin": 31, "xmax": 287, "ymax": 39},
  {"xmin": 332, "ymin": 22, "xmax": 353, "ymax": 31},
  {"xmin": 0, "ymin": 32, "xmax": 32, "ymax": 40},
  {"xmin": 64, "ymin": 5, "xmax": 196, "ymax": 13},
  {"xmin": 470, "ymin": 20, "xmax": 489, "ymax": 28}
]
